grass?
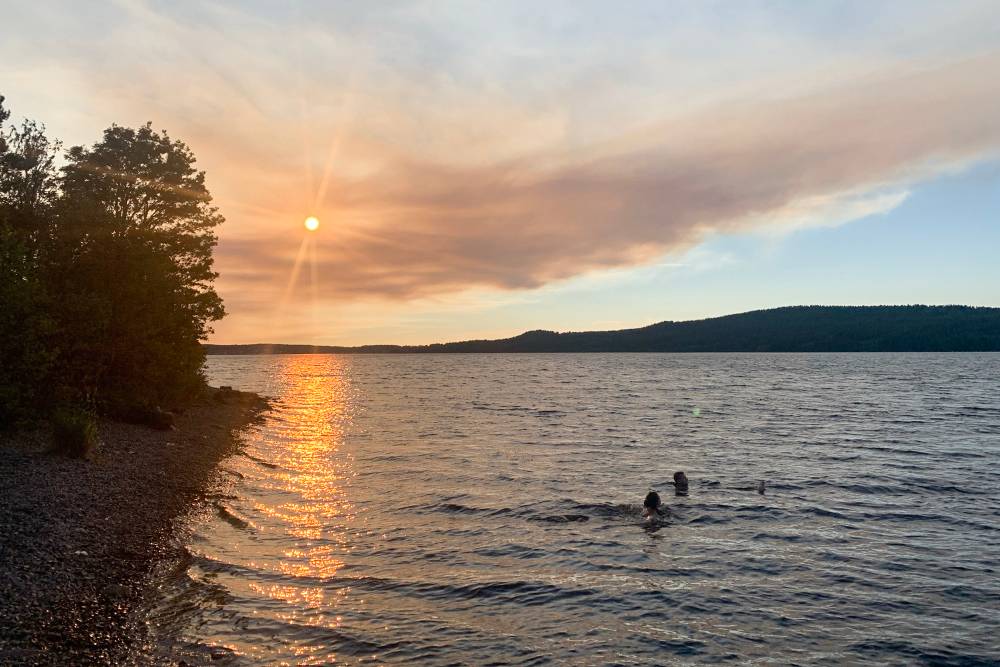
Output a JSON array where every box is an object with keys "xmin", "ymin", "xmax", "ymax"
[{"xmin": 51, "ymin": 408, "xmax": 98, "ymax": 459}]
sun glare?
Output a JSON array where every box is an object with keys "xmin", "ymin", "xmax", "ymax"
[{"xmin": 304, "ymin": 216, "xmax": 320, "ymax": 232}]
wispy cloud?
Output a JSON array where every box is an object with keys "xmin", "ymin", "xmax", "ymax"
[{"xmin": 206, "ymin": 51, "xmax": 1000, "ymax": 310}]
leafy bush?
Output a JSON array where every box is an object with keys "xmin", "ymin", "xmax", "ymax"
[{"xmin": 50, "ymin": 408, "xmax": 98, "ymax": 458}]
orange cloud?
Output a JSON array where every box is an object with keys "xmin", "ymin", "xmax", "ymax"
[{"xmin": 206, "ymin": 53, "xmax": 1000, "ymax": 311}]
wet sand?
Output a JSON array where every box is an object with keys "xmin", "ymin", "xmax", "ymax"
[{"xmin": 0, "ymin": 389, "xmax": 267, "ymax": 665}]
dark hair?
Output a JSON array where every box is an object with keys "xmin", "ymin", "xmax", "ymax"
[
  {"xmin": 673, "ymin": 471, "xmax": 687, "ymax": 482},
  {"xmin": 643, "ymin": 491, "xmax": 661, "ymax": 509}
]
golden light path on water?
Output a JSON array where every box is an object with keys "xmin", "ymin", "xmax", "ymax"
[
  {"xmin": 264, "ymin": 358, "xmax": 356, "ymax": 663},
  {"xmin": 181, "ymin": 356, "xmax": 364, "ymax": 664}
]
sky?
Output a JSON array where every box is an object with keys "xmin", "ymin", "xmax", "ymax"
[{"xmin": 2, "ymin": 0, "xmax": 999, "ymax": 345}]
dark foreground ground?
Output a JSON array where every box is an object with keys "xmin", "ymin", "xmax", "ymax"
[{"xmin": 0, "ymin": 390, "xmax": 267, "ymax": 665}]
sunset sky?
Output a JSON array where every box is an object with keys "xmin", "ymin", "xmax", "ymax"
[{"xmin": 3, "ymin": 1, "xmax": 999, "ymax": 345}]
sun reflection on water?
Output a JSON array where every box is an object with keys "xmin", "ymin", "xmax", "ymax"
[
  {"xmin": 271, "ymin": 358, "xmax": 356, "ymax": 573},
  {"xmin": 174, "ymin": 355, "xmax": 365, "ymax": 662}
]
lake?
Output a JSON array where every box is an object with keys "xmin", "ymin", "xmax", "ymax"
[{"xmin": 151, "ymin": 353, "xmax": 1000, "ymax": 665}]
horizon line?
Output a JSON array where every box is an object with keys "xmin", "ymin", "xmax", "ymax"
[{"xmin": 204, "ymin": 303, "xmax": 1000, "ymax": 349}]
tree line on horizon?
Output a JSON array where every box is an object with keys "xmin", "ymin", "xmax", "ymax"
[
  {"xmin": 204, "ymin": 305, "xmax": 1000, "ymax": 354},
  {"xmin": 0, "ymin": 95, "xmax": 224, "ymax": 427}
]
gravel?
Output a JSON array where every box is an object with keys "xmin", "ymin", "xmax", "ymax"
[{"xmin": 0, "ymin": 390, "xmax": 268, "ymax": 665}]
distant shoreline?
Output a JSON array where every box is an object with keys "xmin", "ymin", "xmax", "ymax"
[
  {"xmin": 205, "ymin": 305, "xmax": 1000, "ymax": 354},
  {"xmin": 0, "ymin": 389, "xmax": 268, "ymax": 663}
]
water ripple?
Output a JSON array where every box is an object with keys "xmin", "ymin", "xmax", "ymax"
[{"xmin": 148, "ymin": 353, "xmax": 1000, "ymax": 665}]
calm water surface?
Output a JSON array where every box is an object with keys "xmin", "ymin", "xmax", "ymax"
[{"xmin": 152, "ymin": 354, "xmax": 1000, "ymax": 665}]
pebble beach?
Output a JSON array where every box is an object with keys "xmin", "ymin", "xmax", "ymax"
[{"xmin": 0, "ymin": 389, "xmax": 267, "ymax": 665}]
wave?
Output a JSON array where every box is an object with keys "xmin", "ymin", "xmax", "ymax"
[
  {"xmin": 213, "ymin": 502, "xmax": 256, "ymax": 533},
  {"xmin": 242, "ymin": 452, "xmax": 280, "ymax": 469}
]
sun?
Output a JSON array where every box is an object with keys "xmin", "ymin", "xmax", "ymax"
[{"xmin": 304, "ymin": 216, "xmax": 320, "ymax": 231}]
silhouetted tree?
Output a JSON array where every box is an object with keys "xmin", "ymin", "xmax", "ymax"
[
  {"xmin": 1, "ymin": 97, "xmax": 227, "ymax": 424},
  {"xmin": 0, "ymin": 96, "xmax": 58, "ymax": 424},
  {"xmin": 54, "ymin": 123, "xmax": 225, "ymax": 409},
  {"xmin": 0, "ymin": 113, "xmax": 59, "ymax": 236}
]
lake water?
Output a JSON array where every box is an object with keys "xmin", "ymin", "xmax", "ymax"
[{"xmin": 152, "ymin": 353, "xmax": 1000, "ymax": 665}]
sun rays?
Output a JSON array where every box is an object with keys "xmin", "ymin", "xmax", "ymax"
[
  {"xmin": 270, "ymin": 18, "xmax": 370, "ymax": 336},
  {"xmin": 271, "ymin": 61, "xmax": 357, "ymax": 331}
]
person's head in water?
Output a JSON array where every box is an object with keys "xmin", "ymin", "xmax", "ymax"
[
  {"xmin": 643, "ymin": 490, "xmax": 661, "ymax": 511},
  {"xmin": 673, "ymin": 471, "xmax": 689, "ymax": 491}
]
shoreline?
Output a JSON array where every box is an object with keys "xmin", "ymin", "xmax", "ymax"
[{"xmin": 0, "ymin": 389, "xmax": 268, "ymax": 664}]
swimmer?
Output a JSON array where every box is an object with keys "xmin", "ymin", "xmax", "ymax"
[
  {"xmin": 642, "ymin": 490, "xmax": 665, "ymax": 520},
  {"xmin": 672, "ymin": 471, "xmax": 689, "ymax": 496},
  {"xmin": 757, "ymin": 480, "xmax": 766, "ymax": 495}
]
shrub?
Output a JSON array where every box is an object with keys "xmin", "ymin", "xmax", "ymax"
[{"xmin": 51, "ymin": 408, "xmax": 98, "ymax": 458}]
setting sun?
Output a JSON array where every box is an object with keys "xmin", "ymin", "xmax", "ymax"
[{"xmin": 304, "ymin": 216, "xmax": 320, "ymax": 232}]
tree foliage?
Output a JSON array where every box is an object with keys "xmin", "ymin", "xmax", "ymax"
[
  {"xmin": 0, "ymin": 96, "xmax": 225, "ymax": 426},
  {"xmin": 0, "ymin": 96, "xmax": 58, "ymax": 424}
]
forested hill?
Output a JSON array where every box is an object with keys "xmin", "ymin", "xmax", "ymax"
[{"xmin": 205, "ymin": 306, "xmax": 1000, "ymax": 354}]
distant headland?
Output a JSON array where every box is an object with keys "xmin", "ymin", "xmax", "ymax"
[{"xmin": 205, "ymin": 305, "xmax": 1000, "ymax": 354}]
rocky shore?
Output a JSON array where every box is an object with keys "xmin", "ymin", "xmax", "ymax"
[{"xmin": 0, "ymin": 389, "xmax": 268, "ymax": 665}]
